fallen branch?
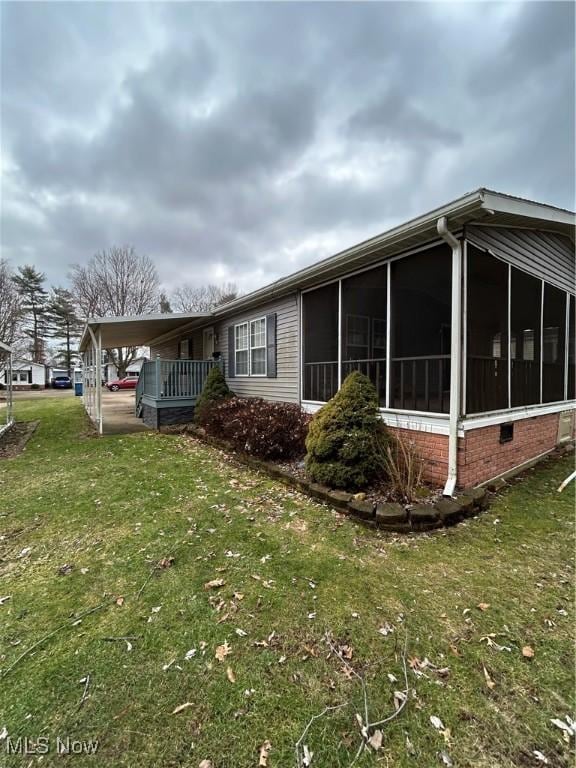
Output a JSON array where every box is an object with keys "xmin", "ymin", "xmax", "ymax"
[
  {"xmin": 295, "ymin": 703, "xmax": 348, "ymax": 768},
  {"xmin": 78, "ymin": 674, "xmax": 91, "ymax": 709},
  {"xmin": 1, "ymin": 599, "xmax": 113, "ymax": 679},
  {"xmin": 316, "ymin": 629, "xmax": 410, "ymax": 768}
]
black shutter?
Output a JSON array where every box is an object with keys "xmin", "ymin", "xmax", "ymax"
[
  {"xmin": 228, "ymin": 325, "xmax": 235, "ymax": 377},
  {"xmin": 266, "ymin": 313, "xmax": 277, "ymax": 378}
]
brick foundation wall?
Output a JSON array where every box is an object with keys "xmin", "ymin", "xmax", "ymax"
[
  {"xmin": 388, "ymin": 427, "xmax": 449, "ymax": 488},
  {"xmin": 457, "ymin": 412, "xmax": 562, "ymax": 487},
  {"xmin": 390, "ymin": 411, "xmax": 572, "ymax": 489}
]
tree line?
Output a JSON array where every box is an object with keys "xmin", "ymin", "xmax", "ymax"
[{"xmin": 0, "ymin": 246, "xmax": 238, "ymax": 378}]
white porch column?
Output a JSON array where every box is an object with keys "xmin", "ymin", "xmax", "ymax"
[{"xmin": 96, "ymin": 327, "xmax": 103, "ymax": 434}]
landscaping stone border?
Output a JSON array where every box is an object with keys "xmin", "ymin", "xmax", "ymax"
[{"xmin": 170, "ymin": 425, "xmax": 574, "ymax": 534}]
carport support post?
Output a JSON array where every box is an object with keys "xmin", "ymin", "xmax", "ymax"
[
  {"xmin": 97, "ymin": 327, "xmax": 102, "ymax": 434},
  {"xmin": 87, "ymin": 325, "xmax": 103, "ymax": 435}
]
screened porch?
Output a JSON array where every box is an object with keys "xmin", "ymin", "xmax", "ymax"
[{"xmin": 301, "ymin": 240, "xmax": 575, "ymax": 417}]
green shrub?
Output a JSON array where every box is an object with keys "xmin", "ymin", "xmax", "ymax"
[
  {"xmin": 31, "ymin": 383, "xmax": 41, "ymax": 390},
  {"xmin": 305, "ymin": 371, "xmax": 389, "ymax": 490},
  {"xmin": 195, "ymin": 365, "xmax": 232, "ymax": 424}
]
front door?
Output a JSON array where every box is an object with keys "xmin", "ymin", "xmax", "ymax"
[{"xmin": 203, "ymin": 327, "xmax": 215, "ymax": 359}]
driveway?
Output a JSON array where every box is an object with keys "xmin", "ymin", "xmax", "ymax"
[{"xmin": 102, "ymin": 390, "xmax": 149, "ymax": 435}]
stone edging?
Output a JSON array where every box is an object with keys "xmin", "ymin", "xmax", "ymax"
[{"xmin": 171, "ymin": 426, "xmax": 495, "ymax": 532}]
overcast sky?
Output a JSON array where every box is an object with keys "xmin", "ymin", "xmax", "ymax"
[{"xmin": 1, "ymin": 1, "xmax": 574, "ymax": 296}]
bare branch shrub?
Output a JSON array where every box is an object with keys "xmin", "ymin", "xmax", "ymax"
[{"xmin": 382, "ymin": 430, "xmax": 424, "ymax": 503}]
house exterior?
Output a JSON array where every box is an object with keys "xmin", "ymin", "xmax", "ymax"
[
  {"xmin": 103, "ymin": 355, "xmax": 148, "ymax": 383},
  {"xmin": 3, "ymin": 358, "xmax": 46, "ymax": 390},
  {"xmin": 81, "ymin": 189, "xmax": 575, "ymax": 492}
]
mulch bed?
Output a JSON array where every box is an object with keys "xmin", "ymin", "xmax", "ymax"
[
  {"xmin": 276, "ymin": 457, "xmax": 444, "ymax": 507},
  {"xmin": 0, "ymin": 421, "xmax": 39, "ymax": 459}
]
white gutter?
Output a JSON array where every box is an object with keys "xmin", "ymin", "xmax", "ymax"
[{"xmin": 437, "ymin": 216, "xmax": 463, "ymax": 497}]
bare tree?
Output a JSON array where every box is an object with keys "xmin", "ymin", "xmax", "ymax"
[
  {"xmin": 70, "ymin": 246, "xmax": 160, "ymax": 377},
  {"xmin": 0, "ymin": 259, "xmax": 22, "ymax": 347},
  {"xmin": 172, "ymin": 282, "xmax": 239, "ymax": 313}
]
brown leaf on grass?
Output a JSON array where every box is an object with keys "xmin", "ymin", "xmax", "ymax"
[
  {"xmin": 215, "ymin": 641, "xmax": 231, "ymax": 661},
  {"xmin": 482, "ymin": 664, "xmax": 496, "ymax": 690},
  {"xmin": 158, "ymin": 557, "xmax": 174, "ymax": 569},
  {"xmin": 258, "ymin": 739, "xmax": 272, "ymax": 766},
  {"xmin": 204, "ymin": 578, "xmax": 226, "ymax": 590},
  {"xmin": 368, "ymin": 729, "xmax": 383, "ymax": 751},
  {"xmin": 198, "ymin": 761, "xmax": 213, "ymax": 768},
  {"xmin": 172, "ymin": 702, "xmax": 194, "ymax": 714},
  {"xmin": 477, "ymin": 603, "xmax": 490, "ymax": 611},
  {"xmin": 226, "ymin": 666, "xmax": 236, "ymax": 683},
  {"xmin": 522, "ymin": 645, "xmax": 535, "ymax": 659},
  {"xmin": 115, "ymin": 596, "xmax": 125, "ymax": 607}
]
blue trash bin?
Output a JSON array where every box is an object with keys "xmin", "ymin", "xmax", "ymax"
[{"xmin": 75, "ymin": 381, "xmax": 83, "ymax": 396}]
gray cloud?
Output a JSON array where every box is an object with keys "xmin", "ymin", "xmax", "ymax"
[{"xmin": 1, "ymin": 1, "xmax": 574, "ymax": 296}]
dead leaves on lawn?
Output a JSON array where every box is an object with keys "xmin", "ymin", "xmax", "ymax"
[
  {"xmin": 215, "ymin": 641, "xmax": 231, "ymax": 662},
  {"xmin": 204, "ymin": 578, "xmax": 226, "ymax": 590},
  {"xmin": 258, "ymin": 739, "xmax": 272, "ymax": 766}
]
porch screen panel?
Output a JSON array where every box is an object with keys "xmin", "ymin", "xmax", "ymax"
[
  {"xmin": 391, "ymin": 245, "xmax": 451, "ymax": 413},
  {"xmin": 510, "ymin": 267, "xmax": 541, "ymax": 407},
  {"xmin": 302, "ymin": 283, "xmax": 339, "ymax": 401},
  {"xmin": 341, "ymin": 265, "xmax": 387, "ymax": 406},
  {"xmin": 542, "ymin": 283, "xmax": 566, "ymax": 403},
  {"xmin": 466, "ymin": 247, "xmax": 508, "ymax": 413},
  {"xmin": 568, "ymin": 294, "xmax": 575, "ymax": 400}
]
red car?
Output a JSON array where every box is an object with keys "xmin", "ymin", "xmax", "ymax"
[{"xmin": 106, "ymin": 376, "xmax": 139, "ymax": 391}]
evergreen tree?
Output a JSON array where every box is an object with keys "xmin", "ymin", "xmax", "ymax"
[
  {"xmin": 305, "ymin": 371, "xmax": 390, "ymax": 490},
  {"xmin": 12, "ymin": 265, "xmax": 48, "ymax": 363},
  {"xmin": 195, "ymin": 365, "xmax": 232, "ymax": 424},
  {"xmin": 47, "ymin": 287, "xmax": 83, "ymax": 376}
]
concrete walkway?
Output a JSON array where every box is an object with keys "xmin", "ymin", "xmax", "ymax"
[{"xmin": 102, "ymin": 391, "xmax": 150, "ymax": 435}]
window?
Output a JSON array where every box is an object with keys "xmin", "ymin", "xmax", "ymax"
[
  {"xmin": 466, "ymin": 248, "xmax": 509, "ymax": 413},
  {"xmin": 250, "ymin": 318, "xmax": 267, "ymax": 376},
  {"xmin": 542, "ymin": 283, "xmax": 566, "ymax": 403},
  {"xmin": 179, "ymin": 339, "xmax": 190, "ymax": 359},
  {"xmin": 234, "ymin": 317, "xmax": 267, "ymax": 377},
  {"xmin": 341, "ymin": 264, "xmax": 387, "ymax": 406},
  {"xmin": 510, "ymin": 268, "xmax": 541, "ymax": 407},
  {"xmin": 12, "ymin": 371, "xmax": 30, "ymax": 383},
  {"xmin": 235, "ymin": 323, "xmax": 249, "ymax": 376},
  {"xmin": 391, "ymin": 245, "xmax": 451, "ymax": 412},
  {"xmin": 302, "ymin": 283, "xmax": 339, "ymax": 401}
]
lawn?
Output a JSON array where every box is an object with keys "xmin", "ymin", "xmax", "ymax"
[{"xmin": 0, "ymin": 397, "xmax": 574, "ymax": 768}]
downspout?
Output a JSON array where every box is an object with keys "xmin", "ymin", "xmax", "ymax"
[{"xmin": 437, "ymin": 216, "xmax": 462, "ymax": 497}]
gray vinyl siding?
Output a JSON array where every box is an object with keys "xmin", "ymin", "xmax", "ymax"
[
  {"xmin": 150, "ymin": 339, "xmax": 179, "ymax": 359},
  {"xmin": 216, "ymin": 292, "xmax": 300, "ymax": 403},
  {"xmin": 466, "ymin": 226, "xmax": 575, "ymax": 294}
]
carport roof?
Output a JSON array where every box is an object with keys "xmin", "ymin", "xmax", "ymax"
[{"xmin": 79, "ymin": 312, "xmax": 210, "ymax": 351}]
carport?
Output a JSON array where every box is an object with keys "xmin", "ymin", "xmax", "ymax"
[{"xmin": 79, "ymin": 313, "xmax": 210, "ymax": 434}]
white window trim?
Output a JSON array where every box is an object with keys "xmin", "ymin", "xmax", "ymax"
[
  {"xmin": 234, "ymin": 316, "xmax": 267, "ymax": 377},
  {"xmin": 250, "ymin": 317, "xmax": 267, "ymax": 377},
  {"xmin": 234, "ymin": 322, "xmax": 249, "ymax": 377}
]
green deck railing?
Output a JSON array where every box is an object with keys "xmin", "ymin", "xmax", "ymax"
[{"xmin": 136, "ymin": 358, "xmax": 220, "ymax": 413}]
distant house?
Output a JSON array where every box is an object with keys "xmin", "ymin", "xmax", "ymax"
[
  {"xmin": 4, "ymin": 358, "xmax": 46, "ymax": 390},
  {"xmin": 103, "ymin": 355, "xmax": 148, "ymax": 382},
  {"xmin": 80, "ymin": 189, "xmax": 575, "ymax": 492}
]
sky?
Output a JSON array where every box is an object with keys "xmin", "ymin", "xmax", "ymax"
[{"xmin": 1, "ymin": 1, "xmax": 574, "ymax": 296}]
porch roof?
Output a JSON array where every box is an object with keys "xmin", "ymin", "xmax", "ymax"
[{"xmin": 79, "ymin": 312, "xmax": 210, "ymax": 351}]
